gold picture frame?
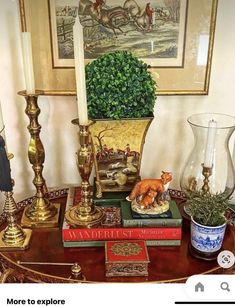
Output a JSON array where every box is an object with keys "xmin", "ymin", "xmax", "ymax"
[{"xmin": 19, "ymin": 0, "xmax": 218, "ymax": 96}]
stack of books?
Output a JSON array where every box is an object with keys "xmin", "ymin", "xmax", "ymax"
[{"xmin": 62, "ymin": 187, "xmax": 182, "ymax": 247}]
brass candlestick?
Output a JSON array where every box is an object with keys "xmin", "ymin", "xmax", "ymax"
[
  {"xmin": 65, "ymin": 120, "xmax": 104, "ymax": 228},
  {"xmin": 201, "ymin": 164, "xmax": 213, "ymax": 193},
  {"xmin": 0, "ymin": 191, "xmax": 32, "ymax": 251},
  {"xmin": 18, "ymin": 91, "xmax": 60, "ymax": 228}
]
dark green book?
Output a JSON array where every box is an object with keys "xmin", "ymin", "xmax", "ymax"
[
  {"xmin": 121, "ymin": 200, "xmax": 182, "ymax": 228},
  {"xmin": 93, "ymin": 182, "xmax": 129, "ymax": 207},
  {"xmin": 63, "ymin": 239, "xmax": 181, "ymax": 248}
]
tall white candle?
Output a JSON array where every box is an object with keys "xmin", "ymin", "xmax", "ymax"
[
  {"xmin": 21, "ymin": 32, "xmax": 35, "ymax": 94},
  {"xmin": 73, "ymin": 16, "xmax": 88, "ymax": 125},
  {"xmin": 204, "ymin": 119, "xmax": 217, "ymax": 168}
]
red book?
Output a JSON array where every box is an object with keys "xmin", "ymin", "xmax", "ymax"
[
  {"xmin": 62, "ymin": 226, "xmax": 181, "ymax": 241},
  {"xmin": 62, "ymin": 187, "xmax": 182, "ymax": 242}
]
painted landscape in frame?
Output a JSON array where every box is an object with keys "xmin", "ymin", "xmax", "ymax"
[{"xmin": 49, "ymin": 0, "xmax": 188, "ymax": 68}]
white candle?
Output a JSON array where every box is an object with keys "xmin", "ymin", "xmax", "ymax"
[
  {"xmin": 204, "ymin": 119, "xmax": 217, "ymax": 168},
  {"xmin": 21, "ymin": 32, "xmax": 35, "ymax": 94},
  {"xmin": 73, "ymin": 17, "xmax": 88, "ymax": 125}
]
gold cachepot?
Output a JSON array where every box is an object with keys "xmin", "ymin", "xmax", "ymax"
[{"xmin": 89, "ymin": 116, "xmax": 153, "ymax": 197}]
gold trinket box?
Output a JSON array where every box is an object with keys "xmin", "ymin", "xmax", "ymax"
[{"xmin": 105, "ymin": 240, "xmax": 149, "ymax": 277}]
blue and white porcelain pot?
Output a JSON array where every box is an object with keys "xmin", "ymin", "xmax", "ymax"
[{"xmin": 191, "ymin": 218, "xmax": 226, "ymax": 253}]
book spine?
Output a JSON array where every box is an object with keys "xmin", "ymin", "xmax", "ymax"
[
  {"xmin": 122, "ymin": 219, "xmax": 182, "ymax": 228},
  {"xmin": 62, "ymin": 227, "xmax": 181, "ymax": 241},
  {"xmin": 63, "ymin": 240, "xmax": 181, "ymax": 248},
  {"xmin": 64, "ymin": 241, "xmax": 104, "ymax": 247},
  {"xmin": 146, "ymin": 240, "xmax": 181, "ymax": 246},
  {"xmin": 62, "ymin": 187, "xmax": 75, "ymax": 230}
]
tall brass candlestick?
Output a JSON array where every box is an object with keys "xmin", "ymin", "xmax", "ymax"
[
  {"xmin": 65, "ymin": 120, "xmax": 104, "ymax": 228},
  {"xmin": 18, "ymin": 91, "xmax": 60, "ymax": 228}
]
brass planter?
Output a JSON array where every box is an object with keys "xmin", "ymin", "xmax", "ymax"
[{"xmin": 89, "ymin": 116, "xmax": 153, "ymax": 197}]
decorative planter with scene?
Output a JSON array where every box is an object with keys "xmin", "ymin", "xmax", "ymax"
[
  {"xmin": 186, "ymin": 191, "xmax": 232, "ymax": 260},
  {"xmin": 86, "ymin": 51, "xmax": 156, "ymax": 198},
  {"xmin": 191, "ymin": 219, "xmax": 226, "ymax": 257}
]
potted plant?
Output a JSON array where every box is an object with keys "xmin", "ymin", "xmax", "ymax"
[
  {"xmin": 85, "ymin": 51, "xmax": 157, "ymax": 197},
  {"xmin": 186, "ymin": 190, "xmax": 234, "ymax": 260}
]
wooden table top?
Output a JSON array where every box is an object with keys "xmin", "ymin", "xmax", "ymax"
[{"xmin": 0, "ymin": 188, "xmax": 234, "ymax": 283}]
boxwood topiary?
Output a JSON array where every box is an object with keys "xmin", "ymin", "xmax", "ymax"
[{"xmin": 85, "ymin": 51, "xmax": 157, "ymax": 119}]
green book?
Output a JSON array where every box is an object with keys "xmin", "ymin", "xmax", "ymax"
[
  {"xmin": 93, "ymin": 183, "xmax": 129, "ymax": 207},
  {"xmin": 63, "ymin": 239, "xmax": 181, "ymax": 248},
  {"xmin": 121, "ymin": 200, "xmax": 182, "ymax": 228}
]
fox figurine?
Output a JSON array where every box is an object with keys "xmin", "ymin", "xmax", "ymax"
[
  {"xmin": 127, "ymin": 171, "xmax": 172, "ymax": 208},
  {"xmin": 139, "ymin": 189, "xmax": 158, "ymax": 208}
]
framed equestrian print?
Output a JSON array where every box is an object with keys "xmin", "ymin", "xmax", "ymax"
[
  {"xmin": 19, "ymin": 0, "xmax": 218, "ymax": 95},
  {"xmin": 49, "ymin": 0, "xmax": 188, "ymax": 68}
]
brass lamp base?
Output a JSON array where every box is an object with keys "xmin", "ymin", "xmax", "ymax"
[
  {"xmin": 65, "ymin": 204, "xmax": 104, "ymax": 228},
  {"xmin": 21, "ymin": 203, "xmax": 61, "ymax": 228},
  {"xmin": 0, "ymin": 229, "xmax": 32, "ymax": 251}
]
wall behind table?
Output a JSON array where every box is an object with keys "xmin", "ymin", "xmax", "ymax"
[{"xmin": 0, "ymin": 0, "xmax": 235, "ymax": 209}]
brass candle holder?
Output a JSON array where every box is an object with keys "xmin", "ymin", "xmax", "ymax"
[
  {"xmin": 0, "ymin": 190, "xmax": 32, "ymax": 251},
  {"xmin": 18, "ymin": 91, "xmax": 60, "ymax": 228},
  {"xmin": 201, "ymin": 164, "xmax": 213, "ymax": 193},
  {"xmin": 65, "ymin": 120, "xmax": 104, "ymax": 228}
]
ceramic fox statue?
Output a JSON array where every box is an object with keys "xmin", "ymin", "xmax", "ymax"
[
  {"xmin": 139, "ymin": 189, "xmax": 158, "ymax": 208},
  {"xmin": 127, "ymin": 171, "xmax": 172, "ymax": 208}
]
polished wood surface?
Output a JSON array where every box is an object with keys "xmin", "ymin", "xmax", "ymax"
[{"xmin": 0, "ymin": 189, "xmax": 234, "ymax": 283}]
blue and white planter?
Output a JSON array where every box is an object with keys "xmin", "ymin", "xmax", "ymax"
[{"xmin": 191, "ymin": 218, "xmax": 227, "ymax": 253}]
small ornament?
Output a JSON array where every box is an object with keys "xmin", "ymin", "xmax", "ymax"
[{"xmin": 127, "ymin": 171, "xmax": 172, "ymax": 215}]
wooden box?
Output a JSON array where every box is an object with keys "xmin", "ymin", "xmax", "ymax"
[{"xmin": 105, "ymin": 240, "xmax": 149, "ymax": 277}]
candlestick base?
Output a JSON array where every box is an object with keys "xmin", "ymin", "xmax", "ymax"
[
  {"xmin": 0, "ymin": 190, "xmax": 32, "ymax": 251},
  {"xmin": 0, "ymin": 229, "xmax": 32, "ymax": 251},
  {"xmin": 21, "ymin": 202, "xmax": 61, "ymax": 228},
  {"xmin": 65, "ymin": 203, "xmax": 104, "ymax": 228}
]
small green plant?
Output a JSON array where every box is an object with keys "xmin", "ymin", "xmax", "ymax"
[
  {"xmin": 85, "ymin": 51, "xmax": 157, "ymax": 119},
  {"xmin": 186, "ymin": 191, "xmax": 232, "ymax": 227}
]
